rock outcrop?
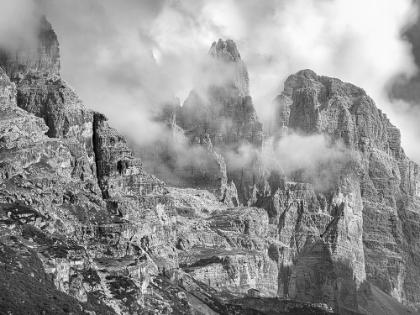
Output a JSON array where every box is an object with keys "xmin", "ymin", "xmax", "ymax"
[
  {"xmin": 176, "ymin": 39, "xmax": 264, "ymax": 203},
  {"xmin": 134, "ymin": 103, "xmax": 239, "ymax": 208},
  {"xmin": 135, "ymin": 39, "xmax": 266, "ymax": 205},
  {"xmin": 270, "ymin": 69, "xmax": 420, "ymax": 313}
]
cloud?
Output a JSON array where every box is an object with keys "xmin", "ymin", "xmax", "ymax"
[
  {"xmin": 224, "ymin": 141, "xmax": 258, "ymax": 171},
  {"xmin": 274, "ymin": 133, "xmax": 351, "ymax": 191},
  {"xmin": 223, "ymin": 133, "xmax": 351, "ymax": 191},
  {"xmin": 0, "ymin": 0, "xmax": 39, "ymax": 48},
  {"xmin": 2, "ymin": 0, "xmax": 419, "ymax": 162}
]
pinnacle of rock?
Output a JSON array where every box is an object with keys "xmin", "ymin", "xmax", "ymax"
[{"xmin": 209, "ymin": 38, "xmax": 242, "ymax": 61}]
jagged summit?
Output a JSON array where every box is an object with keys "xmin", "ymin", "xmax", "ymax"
[
  {"xmin": 209, "ymin": 38, "xmax": 242, "ymax": 61},
  {"xmin": 272, "ymin": 68, "xmax": 420, "ymax": 312},
  {"xmin": 275, "ymin": 69, "xmax": 399, "ymax": 154},
  {"xmin": 284, "ymin": 69, "xmax": 367, "ymax": 97},
  {"xmin": 179, "ymin": 39, "xmax": 258, "ymax": 138},
  {"xmin": 175, "ymin": 39, "xmax": 263, "ymax": 202},
  {"xmin": 194, "ymin": 38, "xmax": 250, "ymax": 96}
]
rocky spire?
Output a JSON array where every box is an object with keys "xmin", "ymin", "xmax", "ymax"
[
  {"xmin": 177, "ymin": 39, "xmax": 261, "ymax": 146},
  {"xmin": 173, "ymin": 39, "xmax": 264, "ymax": 203},
  {"xmin": 206, "ymin": 38, "xmax": 250, "ymax": 96}
]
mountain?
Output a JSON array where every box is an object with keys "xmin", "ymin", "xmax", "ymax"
[
  {"xmin": 1, "ymin": 15, "xmax": 419, "ymax": 315},
  {"xmin": 270, "ymin": 69, "xmax": 420, "ymax": 313},
  {"xmin": 137, "ymin": 39, "xmax": 270, "ymax": 206}
]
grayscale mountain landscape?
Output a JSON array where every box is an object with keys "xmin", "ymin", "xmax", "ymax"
[{"xmin": 1, "ymin": 1, "xmax": 420, "ymax": 314}]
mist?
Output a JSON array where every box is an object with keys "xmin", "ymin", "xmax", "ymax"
[
  {"xmin": 223, "ymin": 133, "xmax": 351, "ymax": 192},
  {"xmin": 0, "ymin": 0, "xmax": 39, "ymax": 49},
  {"xmin": 1, "ymin": 0, "xmax": 419, "ymax": 162},
  {"xmin": 274, "ymin": 133, "xmax": 351, "ymax": 191}
]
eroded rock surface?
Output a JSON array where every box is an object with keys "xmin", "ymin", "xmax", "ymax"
[
  {"xmin": 1, "ymin": 14, "xmax": 419, "ymax": 315},
  {"xmin": 271, "ymin": 69, "xmax": 420, "ymax": 313},
  {"xmin": 177, "ymin": 39, "xmax": 265, "ymax": 203},
  {"xmin": 135, "ymin": 39, "xmax": 265, "ymax": 205}
]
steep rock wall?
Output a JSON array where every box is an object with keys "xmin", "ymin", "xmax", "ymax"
[
  {"xmin": 272, "ymin": 69, "xmax": 420, "ymax": 311},
  {"xmin": 178, "ymin": 40, "xmax": 264, "ymax": 203}
]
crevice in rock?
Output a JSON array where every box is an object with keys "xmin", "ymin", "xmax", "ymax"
[{"xmin": 92, "ymin": 113, "xmax": 105, "ymax": 199}]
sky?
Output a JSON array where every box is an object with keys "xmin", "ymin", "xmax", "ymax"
[{"xmin": 1, "ymin": 0, "xmax": 420, "ymax": 163}]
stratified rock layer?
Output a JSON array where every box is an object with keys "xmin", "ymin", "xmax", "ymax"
[
  {"xmin": 272, "ymin": 69, "xmax": 420, "ymax": 312},
  {"xmin": 0, "ymin": 62, "xmax": 177, "ymax": 314}
]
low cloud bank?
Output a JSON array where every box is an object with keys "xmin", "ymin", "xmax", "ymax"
[{"xmin": 225, "ymin": 133, "xmax": 350, "ymax": 191}]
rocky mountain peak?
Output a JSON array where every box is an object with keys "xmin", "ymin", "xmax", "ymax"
[
  {"xmin": 275, "ymin": 70, "xmax": 402, "ymax": 156},
  {"xmin": 209, "ymin": 38, "xmax": 241, "ymax": 61},
  {"xmin": 194, "ymin": 38, "xmax": 250, "ymax": 97},
  {"xmin": 271, "ymin": 69, "xmax": 420, "ymax": 312},
  {"xmin": 180, "ymin": 39, "xmax": 257, "ymax": 134}
]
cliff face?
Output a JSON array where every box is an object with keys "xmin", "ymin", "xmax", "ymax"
[
  {"xmin": 143, "ymin": 39, "xmax": 266, "ymax": 205},
  {"xmin": 178, "ymin": 39, "xmax": 264, "ymax": 204},
  {"xmin": 0, "ymin": 50, "xmax": 179, "ymax": 314},
  {"xmin": 271, "ymin": 69, "xmax": 420, "ymax": 312}
]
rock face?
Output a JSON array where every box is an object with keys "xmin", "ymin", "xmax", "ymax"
[
  {"xmin": 134, "ymin": 103, "xmax": 239, "ymax": 208},
  {"xmin": 271, "ymin": 69, "xmax": 420, "ymax": 312},
  {"xmin": 177, "ymin": 39, "xmax": 264, "ymax": 203},
  {"xmin": 138, "ymin": 39, "xmax": 266, "ymax": 205},
  {"xmin": 0, "ymin": 58, "xmax": 178, "ymax": 314}
]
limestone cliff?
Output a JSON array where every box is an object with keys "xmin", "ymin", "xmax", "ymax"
[
  {"xmin": 270, "ymin": 69, "xmax": 420, "ymax": 313},
  {"xmin": 177, "ymin": 39, "xmax": 264, "ymax": 204},
  {"xmin": 134, "ymin": 100, "xmax": 239, "ymax": 208},
  {"xmin": 139, "ymin": 39, "xmax": 267, "ymax": 205}
]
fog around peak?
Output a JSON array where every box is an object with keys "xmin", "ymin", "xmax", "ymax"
[{"xmin": 1, "ymin": 0, "xmax": 419, "ymax": 162}]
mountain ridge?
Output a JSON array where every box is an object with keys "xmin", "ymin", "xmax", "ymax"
[{"xmin": 0, "ymin": 15, "xmax": 419, "ymax": 315}]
